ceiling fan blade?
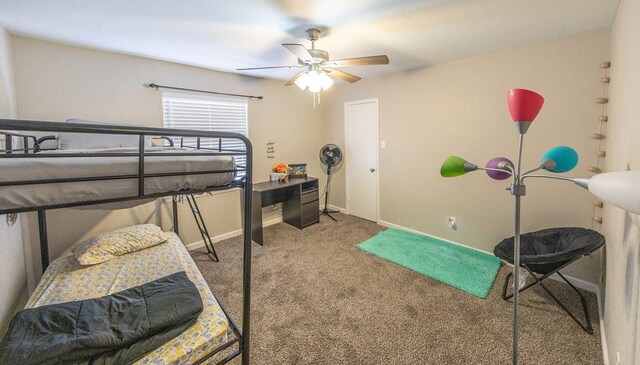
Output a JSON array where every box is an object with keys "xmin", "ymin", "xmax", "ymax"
[
  {"xmin": 282, "ymin": 43, "xmax": 313, "ymax": 63},
  {"xmin": 236, "ymin": 65, "xmax": 301, "ymax": 71},
  {"xmin": 327, "ymin": 55, "xmax": 389, "ymax": 67},
  {"xmin": 285, "ymin": 70, "xmax": 306, "ymax": 86},
  {"xmin": 323, "ymin": 68, "xmax": 362, "ymax": 83}
]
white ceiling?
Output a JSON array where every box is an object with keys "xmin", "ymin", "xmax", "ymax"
[{"xmin": 0, "ymin": 0, "xmax": 619, "ymax": 82}]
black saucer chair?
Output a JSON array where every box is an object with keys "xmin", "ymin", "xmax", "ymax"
[{"xmin": 494, "ymin": 227, "xmax": 605, "ymax": 334}]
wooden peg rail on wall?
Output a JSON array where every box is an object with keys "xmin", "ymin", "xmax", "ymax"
[{"xmin": 591, "ymin": 60, "xmax": 610, "ymax": 228}]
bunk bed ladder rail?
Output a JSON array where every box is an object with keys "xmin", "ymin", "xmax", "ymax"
[{"xmin": 186, "ymin": 193, "xmax": 220, "ymax": 262}]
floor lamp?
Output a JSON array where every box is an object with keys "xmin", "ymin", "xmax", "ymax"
[{"xmin": 440, "ymin": 88, "xmax": 640, "ymax": 364}]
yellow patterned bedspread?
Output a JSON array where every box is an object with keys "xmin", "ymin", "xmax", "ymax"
[{"xmin": 26, "ymin": 232, "xmax": 229, "ymax": 364}]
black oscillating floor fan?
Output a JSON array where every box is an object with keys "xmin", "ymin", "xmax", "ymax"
[{"xmin": 319, "ymin": 143, "xmax": 343, "ymax": 221}]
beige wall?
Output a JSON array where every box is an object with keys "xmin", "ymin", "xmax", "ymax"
[
  {"xmin": 325, "ymin": 29, "xmax": 610, "ymax": 283},
  {"xmin": 0, "ymin": 26, "xmax": 16, "ymax": 118},
  {"xmin": 0, "ymin": 25, "xmax": 28, "ymax": 335},
  {"xmin": 11, "ymin": 36, "xmax": 328, "ymax": 268},
  {"xmin": 602, "ymin": 0, "xmax": 640, "ymax": 363},
  {"xmin": 7, "ymin": 27, "xmax": 616, "ymax": 302}
]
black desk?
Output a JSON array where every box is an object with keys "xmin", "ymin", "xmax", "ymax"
[{"xmin": 252, "ymin": 177, "xmax": 319, "ymax": 245}]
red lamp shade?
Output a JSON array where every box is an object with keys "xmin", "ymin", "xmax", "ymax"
[{"xmin": 507, "ymin": 89, "xmax": 544, "ymax": 122}]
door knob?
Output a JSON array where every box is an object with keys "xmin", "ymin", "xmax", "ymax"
[{"xmin": 370, "ymin": 168, "xmax": 376, "ymax": 173}]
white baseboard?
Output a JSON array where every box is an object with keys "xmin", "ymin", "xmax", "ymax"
[
  {"xmin": 547, "ymin": 273, "xmax": 599, "ymax": 293},
  {"xmin": 378, "ymin": 219, "xmax": 494, "ymax": 256},
  {"xmin": 184, "ymin": 216, "xmax": 283, "ymax": 251},
  {"xmin": 324, "ymin": 204, "xmax": 348, "ymax": 214},
  {"xmin": 597, "ymin": 283, "xmax": 609, "ymax": 365},
  {"xmin": 377, "ymin": 219, "xmax": 599, "ymax": 293},
  {"xmin": 186, "ymin": 204, "xmax": 346, "ymax": 251}
]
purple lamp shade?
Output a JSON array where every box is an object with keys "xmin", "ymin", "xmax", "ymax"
[{"xmin": 486, "ymin": 157, "xmax": 513, "ymax": 180}]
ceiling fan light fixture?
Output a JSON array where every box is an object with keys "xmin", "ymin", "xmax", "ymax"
[
  {"xmin": 308, "ymin": 82, "xmax": 321, "ymax": 93},
  {"xmin": 319, "ymin": 72, "xmax": 333, "ymax": 90},
  {"xmin": 307, "ymin": 70, "xmax": 322, "ymax": 93},
  {"xmin": 294, "ymin": 72, "xmax": 309, "ymax": 90}
]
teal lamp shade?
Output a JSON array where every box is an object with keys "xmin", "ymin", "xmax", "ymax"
[
  {"xmin": 540, "ymin": 146, "xmax": 578, "ymax": 173},
  {"xmin": 440, "ymin": 156, "xmax": 478, "ymax": 177}
]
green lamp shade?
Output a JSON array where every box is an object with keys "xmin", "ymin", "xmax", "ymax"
[
  {"xmin": 540, "ymin": 146, "xmax": 578, "ymax": 173},
  {"xmin": 441, "ymin": 156, "xmax": 477, "ymax": 177}
]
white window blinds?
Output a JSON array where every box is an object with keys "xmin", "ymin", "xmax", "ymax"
[{"xmin": 162, "ymin": 93, "xmax": 248, "ymax": 175}]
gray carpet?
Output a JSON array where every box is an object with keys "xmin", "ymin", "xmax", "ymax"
[{"xmin": 191, "ymin": 213, "xmax": 602, "ymax": 364}]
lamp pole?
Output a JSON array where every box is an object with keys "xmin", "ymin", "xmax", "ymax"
[{"xmin": 510, "ymin": 133, "xmax": 526, "ymax": 365}]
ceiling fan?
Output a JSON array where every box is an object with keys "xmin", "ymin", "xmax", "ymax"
[{"xmin": 237, "ymin": 28, "xmax": 389, "ymax": 93}]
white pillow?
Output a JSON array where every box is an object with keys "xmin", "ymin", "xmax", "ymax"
[{"xmin": 58, "ymin": 119, "xmax": 152, "ymax": 150}]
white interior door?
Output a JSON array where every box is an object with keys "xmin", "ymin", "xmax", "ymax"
[{"xmin": 345, "ymin": 99, "xmax": 379, "ymax": 222}]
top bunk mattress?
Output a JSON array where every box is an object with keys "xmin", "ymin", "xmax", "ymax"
[
  {"xmin": 0, "ymin": 147, "xmax": 237, "ymax": 211},
  {"xmin": 26, "ymin": 232, "xmax": 230, "ymax": 364}
]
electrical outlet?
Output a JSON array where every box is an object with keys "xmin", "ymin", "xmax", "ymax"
[{"xmin": 448, "ymin": 216, "xmax": 457, "ymax": 230}]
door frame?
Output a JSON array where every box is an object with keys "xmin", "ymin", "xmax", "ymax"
[{"xmin": 344, "ymin": 98, "xmax": 380, "ymax": 223}]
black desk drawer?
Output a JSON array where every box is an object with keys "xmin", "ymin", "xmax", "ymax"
[
  {"xmin": 302, "ymin": 200, "xmax": 319, "ymax": 227},
  {"xmin": 301, "ymin": 188, "xmax": 319, "ymax": 205}
]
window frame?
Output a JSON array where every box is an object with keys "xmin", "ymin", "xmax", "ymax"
[
  {"xmin": 161, "ymin": 91, "xmax": 249, "ymax": 176},
  {"xmin": 161, "ymin": 91, "xmax": 249, "ymax": 137}
]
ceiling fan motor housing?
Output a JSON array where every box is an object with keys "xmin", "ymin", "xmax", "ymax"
[
  {"xmin": 298, "ymin": 49, "xmax": 329, "ymax": 65},
  {"xmin": 305, "ymin": 28, "xmax": 321, "ymax": 41}
]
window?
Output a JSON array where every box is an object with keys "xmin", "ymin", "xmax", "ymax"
[{"xmin": 162, "ymin": 92, "xmax": 248, "ymax": 174}]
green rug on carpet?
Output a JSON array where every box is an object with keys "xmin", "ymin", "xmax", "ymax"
[{"xmin": 357, "ymin": 228, "xmax": 501, "ymax": 298}]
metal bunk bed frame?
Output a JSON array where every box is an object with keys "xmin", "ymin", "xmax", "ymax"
[{"xmin": 0, "ymin": 119, "xmax": 254, "ymax": 365}]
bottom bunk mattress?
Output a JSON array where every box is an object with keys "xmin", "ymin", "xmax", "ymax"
[
  {"xmin": 25, "ymin": 232, "xmax": 230, "ymax": 364},
  {"xmin": 0, "ymin": 147, "xmax": 237, "ymax": 211}
]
